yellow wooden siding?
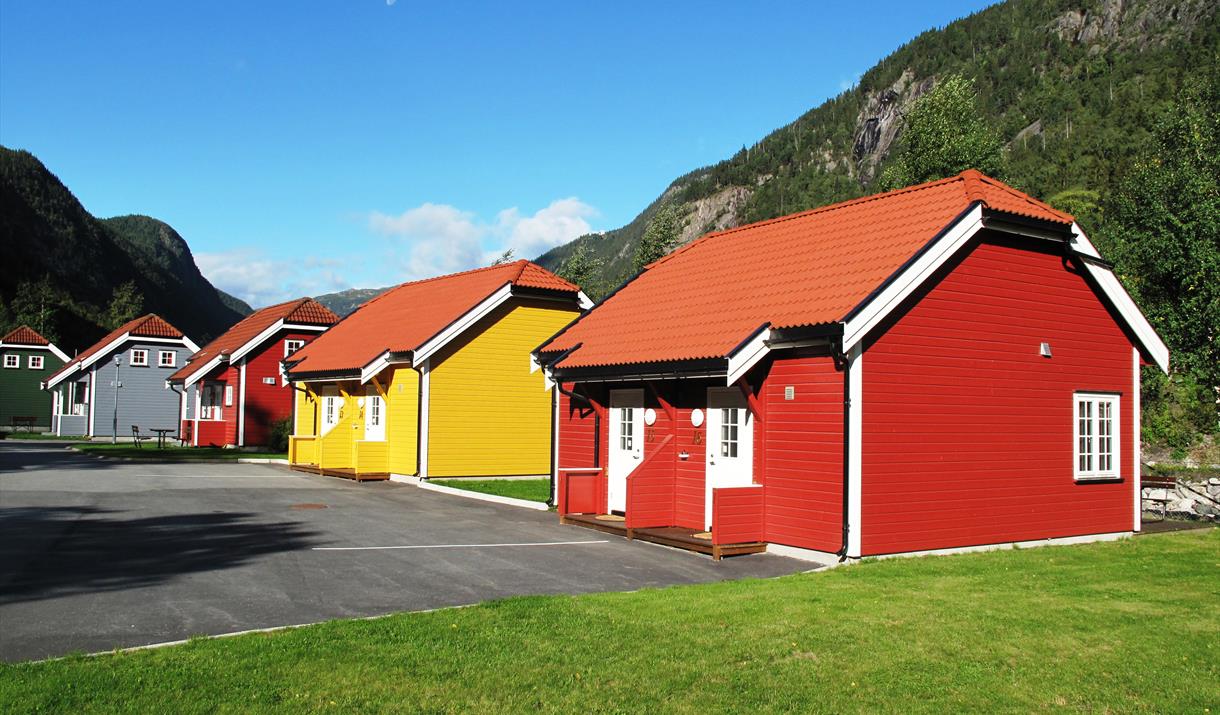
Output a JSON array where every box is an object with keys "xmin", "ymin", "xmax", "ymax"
[
  {"xmin": 384, "ymin": 366, "xmax": 420, "ymax": 476},
  {"xmin": 290, "ymin": 436, "xmax": 317, "ymax": 465},
  {"xmin": 293, "ymin": 385, "xmax": 318, "ymax": 436},
  {"xmin": 354, "ymin": 440, "xmax": 388, "ymax": 474},
  {"xmin": 427, "ymin": 299, "xmax": 578, "ymax": 477}
]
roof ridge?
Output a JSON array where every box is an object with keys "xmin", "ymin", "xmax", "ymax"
[
  {"xmin": 972, "ymin": 172, "xmax": 1075, "ymax": 222},
  {"xmin": 1, "ymin": 324, "xmax": 50, "ymax": 345},
  {"xmin": 649, "ymin": 172, "xmax": 970, "ymax": 270}
]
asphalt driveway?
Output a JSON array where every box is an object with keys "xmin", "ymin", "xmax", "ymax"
[{"xmin": 0, "ymin": 442, "xmax": 810, "ymax": 662}]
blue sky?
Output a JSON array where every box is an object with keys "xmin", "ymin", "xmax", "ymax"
[{"xmin": 1, "ymin": 1, "xmax": 994, "ymax": 307}]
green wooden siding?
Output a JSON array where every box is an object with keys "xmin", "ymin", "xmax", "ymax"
[{"xmin": 0, "ymin": 347, "xmax": 65, "ymax": 428}]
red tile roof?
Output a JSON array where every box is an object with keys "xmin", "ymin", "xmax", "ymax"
[
  {"xmin": 1, "ymin": 325, "xmax": 50, "ymax": 346},
  {"xmin": 169, "ymin": 298, "xmax": 339, "ymax": 383},
  {"xmin": 286, "ymin": 260, "xmax": 580, "ymax": 376},
  {"xmin": 542, "ymin": 171, "xmax": 1073, "ymax": 369},
  {"xmin": 45, "ymin": 314, "xmax": 187, "ymax": 385}
]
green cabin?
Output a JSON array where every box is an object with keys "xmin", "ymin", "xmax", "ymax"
[{"xmin": 0, "ymin": 326, "xmax": 69, "ymax": 432}]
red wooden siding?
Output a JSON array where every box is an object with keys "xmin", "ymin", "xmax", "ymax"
[
  {"xmin": 558, "ymin": 468, "xmax": 602, "ymax": 515},
  {"xmin": 240, "ymin": 331, "xmax": 316, "ymax": 446},
  {"xmin": 625, "ymin": 434, "xmax": 676, "ymax": 529},
  {"xmin": 761, "ymin": 352, "xmax": 844, "ymax": 551},
  {"xmin": 712, "ymin": 485, "xmax": 765, "ymax": 544},
  {"xmin": 862, "ymin": 234, "xmax": 1136, "ymax": 555},
  {"xmin": 557, "ymin": 387, "xmax": 598, "ymax": 469},
  {"xmin": 195, "ymin": 418, "xmax": 227, "ymax": 447}
]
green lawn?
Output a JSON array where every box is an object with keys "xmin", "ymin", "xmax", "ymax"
[
  {"xmin": 74, "ymin": 444, "xmax": 287, "ymax": 461},
  {"xmin": 431, "ymin": 477, "xmax": 551, "ymax": 503},
  {"xmin": 1, "ymin": 530, "xmax": 1216, "ymax": 713}
]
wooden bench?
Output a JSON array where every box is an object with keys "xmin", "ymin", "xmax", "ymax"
[
  {"xmin": 1142, "ymin": 473, "xmax": 1177, "ymax": 521},
  {"xmin": 10, "ymin": 416, "xmax": 36, "ymax": 432}
]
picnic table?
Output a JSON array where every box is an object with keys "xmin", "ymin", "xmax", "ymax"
[{"xmin": 149, "ymin": 427, "xmax": 177, "ymax": 449}]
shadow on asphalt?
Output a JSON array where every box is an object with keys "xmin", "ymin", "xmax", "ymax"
[{"xmin": 0, "ymin": 506, "xmax": 322, "ymax": 604}]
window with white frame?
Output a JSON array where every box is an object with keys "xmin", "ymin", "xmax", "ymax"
[
  {"xmin": 284, "ymin": 339, "xmax": 305, "ymax": 357},
  {"xmin": 224, "ymin": 385, "xmax": 234, "ymax": 407},
  {"xmin": 322, "ymin": 394, "xmax": 340, "ymax": 433},
  {"xmin": 200, "ymin": 384, "xmax": 224, "ymax": 420},
  {"xmin": 1074, "ymin": 393, "xmax": 1120, "ymax": 480},
  {"xmin": 28, "ymin": 355, "xmax": 44, "ymax": 370},
  {"xmin": 719, "ymin": 407, "xmax": 740, "ymax": 458},
  {"xmin": 3, "ymin": 354, "xmax": 18, "ymax": 368},
  {"xmin": 364, "ymin": 390, "xmax": 385, "ymax": 441},
  {"xmin": 130, "ymin": 349, "xmax": 149, "ymax": 366},
  {"xmin": 618, "ymin": 407, "xmax": 634, "ymax": 450},
  {"xmin": 61, "ymin": 382, "xmax": 88, "ymax": 415},
  {"xmin": 158, "ymin": 350, "xmax": 176, "ymax": 367}
]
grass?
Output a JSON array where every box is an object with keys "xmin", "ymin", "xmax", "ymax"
[
  {"xmin": 431, "ymin": 477, "xmax": 551, "ymax": 503},
  {"xmin": 74, "ymin": 444, "xmax": 287, "ymax": 461},
  {"xmin": 1, "ymin": 530, "xmax": 1216, "ymax": 713}
]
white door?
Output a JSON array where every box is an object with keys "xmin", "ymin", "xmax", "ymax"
[
  {"xmin": 607, "ymin": 389, "xmax": 644, "ymax": 513},
  {"xmin": 364, "ymin": 390, "xmax": 385, "ymax": 441},
  {"xmin": 705, "ymin": 387, "xmax": 754, "ymax": 529}
]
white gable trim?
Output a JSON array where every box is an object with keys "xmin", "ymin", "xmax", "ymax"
[
  {"xmin": 725, "ymin": 324, "xmax": 771, "ymax": 386},
  {"xmin": 227, "ymin": 320, "xmax": 328, "ymax": 363},
  {"xmin": 842, "ymin": 205, "xmax": 985, "ymax": 351},
  {"xmin": 840, "ymin": 209, "xmax": 1169, "ymax": 374},
  {"xmin": 0, "ymin": 341, "xmax": 71, "ymax": 362},
  {"xmin": 359, "ymin": 350, "xmax": 403, "ymax": 385},
  {"xmin": 47, "ymin": 333, "xmax": 197, "ymax": 388},
  {"xmin": 411, "ymin": 282, "xmax": 515, "ymax": 366},
  {"xmin": 577, "ymin": 291, "xmax": 594, "ymax": 310},
  {"xmin": 181, "ymin": 354, "xmax": 227, "ymax": 388}
]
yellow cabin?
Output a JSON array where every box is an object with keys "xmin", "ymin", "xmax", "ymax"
[{"xmin": 284, "ymin": 260, "xmax": 586, "ymax": 483}]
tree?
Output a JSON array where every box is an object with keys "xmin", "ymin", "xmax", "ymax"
[
  {"xmin": 1107, "ymin": 78, "xmax": 1219, "ymax": 408},
  {"xmin": 557, "ymin": 240, "xmax": 604, "ymax": 295},
  {"xmin": 633, "ymin": 203, "xmax": 682, "ymax": 273},
  {"xmin": 880, "ymin": 74, "xmax": 1006, "ymax": 189},
  {"xmin": 9, "ymin": 276, "xmax": 63, "ymax": 343},
  {"xmin": 106, "ymin": 281, "xmax": 144, "ymax": 329},
  {"xmin": 490, "ymin": 248, "xmax": 516, "ymax": 266}
]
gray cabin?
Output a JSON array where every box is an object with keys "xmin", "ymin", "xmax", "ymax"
[{"xmin": 44, "ymin": 314, "xmax": 200, "ymax": 440}]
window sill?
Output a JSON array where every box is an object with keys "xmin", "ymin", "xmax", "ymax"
[{"xmin": 1074, "ymin": 474, "xmax": 1122, "ymax": 483}]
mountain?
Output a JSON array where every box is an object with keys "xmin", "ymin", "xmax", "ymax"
[
  {"xmin": 0, "ymin": 146, "xmax": 252, "ymax": 352},
  {"xmin": 536, "ymin": 0, "xmax": 1219, "ymax": 291},
  {"xmin": 314, "ymin": 287, "xmax": 389, "ymax": 317}
]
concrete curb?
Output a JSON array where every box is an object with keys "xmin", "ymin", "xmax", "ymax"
[
  {"xmin": 66, "ymin": 446, "xmax": 289, "ymax": 466},
  {"xmin": 417, "ymin": 480, "xmax": 550, "ymax": 511}
]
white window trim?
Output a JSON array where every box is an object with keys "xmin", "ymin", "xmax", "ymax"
[
  {"xmin": 284, "ymin": 339, "xmax": 305, "ymax": 357},
  {"xmin": 3, "ymin": 354, "xmax": 19, "ymax": 368},
  {"xmin": 129, "ymin": 349, "xmax": 149, "ymax": 367},
  {"xmin": 1073, "ymin": 392, "xmax": 1121, "ymax": 481},
  {"xmin": 28, "ymin": 355, "xmax": 45, "ymax": 370},
  {"xmin": 158, "ymin": 350, "xmax": 176, "ymax": 367}
]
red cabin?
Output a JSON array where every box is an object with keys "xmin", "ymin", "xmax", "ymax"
[
  {"xmin": 535, "ymin": 171, "xmax": 1169, "ymax": 560},
  {"xmin": 168, "ymin": 298, "xmax": 339, "ymax": 448}
]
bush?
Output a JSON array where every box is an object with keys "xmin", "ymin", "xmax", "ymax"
[
  {"xmin": 268, "ymin": 418, "xmax": 291, "ymax": 453},
  {"xmin": 1141, "ymin": 368, "xmax": 1217, "ymax": 454}
]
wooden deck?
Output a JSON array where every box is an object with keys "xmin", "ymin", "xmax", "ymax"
[
  {"xmin": 561, "ymin": 513, "xmax": 766, "ymax": 560},
  {"xmin": 289, "ymin": 464, "xmax": 389, "ymax": 482}
]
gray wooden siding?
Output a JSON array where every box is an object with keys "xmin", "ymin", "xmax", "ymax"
[{"xmin": 88, "ymin": 341, "xmax": 194, "ymax": 437}]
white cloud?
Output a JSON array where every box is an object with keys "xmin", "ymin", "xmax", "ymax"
[
  {"xmin": 369, "ymin": 202, "xmax": 486, "ymax": 279},
  {"xmin": 196, "ymin": 249, "xmax": 351, "ymax": 309},
  {"xmin": 369, "ymin": 197, "xmax": 598, "ymax": 280},
  {"xmin": 493, "ymin": 197, "xmax": 598, "ymax": 262}
]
